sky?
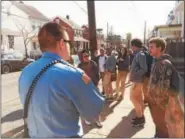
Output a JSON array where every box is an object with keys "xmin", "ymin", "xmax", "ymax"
[{"xmin": 23, "ymin": 1, "xmax": 175, "ymax": 39}]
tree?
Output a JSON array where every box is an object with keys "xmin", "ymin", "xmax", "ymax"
[
  {"xmin": 3, "ymin": 1, "xmax": 37, "ymax": 58},
  {"xmin": 14, "ymin": 20, "xmax": 37, "ymax": 58}
]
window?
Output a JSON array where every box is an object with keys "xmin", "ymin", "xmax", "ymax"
[
  {"xmin": 32, "ymin": 42, "xmax": 37, "ymax": 50},
  {"xmin": 14, "ymin": 52, "xmax": 24, "ymax": 60},
  {"xmin": 1, "ymin": 35, "xmax": 2, "ymax": 45},
  {"xmin": 8, "ymin": 35, "xmax": 14, "ymax": 49}
]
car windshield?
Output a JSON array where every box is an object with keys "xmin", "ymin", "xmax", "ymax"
[{"xmin": 2, "ymin": 52, "xmax": 24, "ymax": 60}]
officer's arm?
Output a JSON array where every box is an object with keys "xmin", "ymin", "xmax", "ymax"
[{"xmin": 69, "ymin": 70, "xmax": 105, "ymax": 120}]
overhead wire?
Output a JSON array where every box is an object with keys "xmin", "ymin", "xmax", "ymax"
[{"xmin": 72, "ymin": 1, "xmax": 88, "ymax": 16}]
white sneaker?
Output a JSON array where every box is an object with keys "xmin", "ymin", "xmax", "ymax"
[
  {"xmin": 95, "ymin": 121, "xmax": 103, "ymax": 128},
  {"xmin": 84, "ymin": 120, "xmax": 91, "ymax": 125}
]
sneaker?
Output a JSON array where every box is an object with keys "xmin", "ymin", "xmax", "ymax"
[
  {"xmin": 116, "ymin": 95, "xmax": 123, "ymax": 101},
  {"xmin": 84, "ymin": 120, "xmax": 91, "ymax": 126},
  {"xmin": 131, "ymin": 116, "xmax": 139, "ymax": 121},
  {"xmin": 131, "ymin": 116, "xmax": 145, "ymax": 124},
  {"xmin": 95, "ymin": 121, "xmax": 103, "ymax": 128},
  {"xmin": 154, "ymin": 135, "xmax": 159, "ymax": 138},
  {"xmin": 101, "ymin": 91, "xmax": 105, "ymax": 95}
]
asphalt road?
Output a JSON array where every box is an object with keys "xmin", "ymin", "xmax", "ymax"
[{"xmin": 2, "ymin": 71, "xmax": 21, "ymax": 104}]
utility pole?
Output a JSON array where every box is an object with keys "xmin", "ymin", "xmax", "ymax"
[
  {"xmin": 106, "ymin": 22, "xmax": 109, "ymax": 48},
  {"xmin": 143, "ymin": 20, "xmax": 147, "ymax": 45},
  {"xmin": 87, "ymin": 0, "xmax": 97, "ymax": 59}
]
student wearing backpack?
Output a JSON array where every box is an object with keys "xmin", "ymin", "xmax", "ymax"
[
  {"xmin": 129, "ymin": 39, "xmax": 148, "ymax": 127},
  {"xmin": 141, "ymin": 45, "xmax": 154, "ymax": 105},
  {"xmin": 148, "ymin": 37, "xmax": 184, "ymax": 138}
]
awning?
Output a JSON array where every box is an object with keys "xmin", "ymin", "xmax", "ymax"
[
  {"xmin": 74, "ymin": 37, "xmax": 89, "ymax": 42},
  {"xmin": 1, "ymin": 28, "xmax": 21, "ymax": 36}
]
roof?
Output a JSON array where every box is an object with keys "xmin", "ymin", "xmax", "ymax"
[
  {"xmin": 154, "ymin": 24, "xmax": 182, "ymax": 30},
  {"xmin": 53, "ymin": 16, "xmax": 82, "ymax": 30},
  {"xmin": 1, "ymin": 28, "xmax": 21, "ymax": 36},
  {"xmin": 74, "ymin": 37, "xmax": 89, "ymax": 42},
  {"xmin": 11, "ymin": 1, "xmax": 49, "ymax": 21}
]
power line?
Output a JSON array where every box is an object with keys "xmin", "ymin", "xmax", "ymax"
[
  {"xmin": 72, "ymin": 1, "xmax": 88, "ymax": 16},
  {"xmin": 129, "ymin": 1, "xmax": 144, "ymax": 25},
  {"xmin": 1, "ymin": 10, "xmax": 29, "ymax": 20}
]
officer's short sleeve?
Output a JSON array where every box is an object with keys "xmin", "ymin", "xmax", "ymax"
[{"xmin": 67, "ymin": 68, "xmax": 105, "ymax": 120}]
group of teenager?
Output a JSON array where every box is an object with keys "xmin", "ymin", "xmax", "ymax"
[
  {"xmin": 19, "ymin": 22, "xmax": 184, "ymax": 138},
  {"xmin": 77, "ymin": 37, "xmax": 184, "ymax": 138}
]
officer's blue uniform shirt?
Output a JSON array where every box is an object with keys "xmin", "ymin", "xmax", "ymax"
[{"xmin": 19, "ymin": 52, "xmax": 105, "ymax": 138}]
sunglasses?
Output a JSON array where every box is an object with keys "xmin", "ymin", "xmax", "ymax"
[{"xmin": 62, "ymin": 39, "xmax": 71, "ymax": 43}]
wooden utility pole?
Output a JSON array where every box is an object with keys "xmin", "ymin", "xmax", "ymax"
[
  {"xmin": 106, "ymin": 22, "xmax": 109, "ymax": 48},
  {"xmin": 143, "ymin": 20, "xmax": 147, "ymax": 45},
  {"xmin": 87, "ymin": 0, "xmax": 97, "ymax": 59}
]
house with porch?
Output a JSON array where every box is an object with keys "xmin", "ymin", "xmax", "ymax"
[
  {"xmin": 152, "ymin": 24, "xmax": 182, "ymax": 39},
  {"xmin": 82, "ymin": 25, "xmax": 105, "ymax": 52},
  {"xmin": 52, "ymin": 16, "xmax": 89, "ymax": 54},
  {"xmin": 1, "ymin": 1, "xmax": 49, "ymax": 57},
  {"xmin": 149, "ymin": 0, "xmax": 184, "ymax": 39}
]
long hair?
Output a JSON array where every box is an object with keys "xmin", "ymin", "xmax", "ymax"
[{"xmin": 121, "ymin": 46, "xmax": 128, "ymax": 58}]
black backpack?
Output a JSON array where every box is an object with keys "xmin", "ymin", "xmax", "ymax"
[{"xmin": 142, "ymin": 51, "xmax": 153, "ymax": 77}]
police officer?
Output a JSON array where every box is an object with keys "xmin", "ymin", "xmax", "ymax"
[{"xmin": 19, "ymin": 22, "xmax": 105, "ymax": 138}]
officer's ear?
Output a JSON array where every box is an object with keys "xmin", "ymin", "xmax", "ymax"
[{"xmin": 58, "ymin": 40, "xmax": 65, "ymax": 50}]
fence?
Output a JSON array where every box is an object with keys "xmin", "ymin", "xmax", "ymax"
[{"xmin": 165, "ymin": 38, "xmax": 184, "ymax": 79}]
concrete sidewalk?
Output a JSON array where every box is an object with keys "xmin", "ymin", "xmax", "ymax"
[
  {"xmin": 82, "ymin": 82, "xmax": 155, "ymax": 138},
  {"xmin": 1, "ymin": 82, "xmax": 155, "ymax": 138}
]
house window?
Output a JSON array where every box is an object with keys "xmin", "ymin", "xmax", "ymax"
[
  {"xmin": 1, "ymin": 35, "xmax": 2, "ymax": 45},
  {"xmin": 8, "ymin": 35, "xmax": 14, "ymax": 49},
  {"xmin": 32, "ymin": 42, "xmax": 37, "ymax": 50}
]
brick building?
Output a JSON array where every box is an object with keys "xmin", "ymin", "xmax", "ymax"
[
  {"xmin": 82, "ymin": 25, "xmax": 105, "ymax": 52},
  {"xmin": 52, "ymin": 16, "xmax": 89, "ymax": 54}
]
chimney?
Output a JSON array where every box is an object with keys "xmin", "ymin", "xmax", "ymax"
[{"xmin": 66, "ymin": 15, "xmax": 70, "ymax": 20}]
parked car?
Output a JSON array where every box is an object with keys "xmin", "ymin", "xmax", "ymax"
[
  {"xmin": 71, "ymin": 55, "xmax": 80, "ymax": 67},
  {"xmin": 1, "ymin": 52, "xmax": 35, "ymax": 74}
]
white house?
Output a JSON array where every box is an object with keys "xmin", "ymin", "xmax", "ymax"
[
  {"xmin": 1, "ymin": 1, "xmax": 49, "ymax": 57},
  {"xmin": 148, "ymin": 1, "xmax": 184, "ymax": 39}
]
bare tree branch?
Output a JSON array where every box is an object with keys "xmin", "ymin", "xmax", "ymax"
[{"xmin": 12, "ymin": 17, "xmax": 38, "ymax": 57}]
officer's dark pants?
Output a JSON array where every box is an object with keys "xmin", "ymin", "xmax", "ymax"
[{"xmin": 148, "ymin": 103, "xmax": 169, "ymax": 138}]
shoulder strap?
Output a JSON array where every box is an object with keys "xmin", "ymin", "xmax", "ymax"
[{"xmin": 23, "ymin": 59, "xmax": 65, "ymax": 119}]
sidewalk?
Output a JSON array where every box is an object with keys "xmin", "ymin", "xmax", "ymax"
[
  {"xmin": 1, "ymin": 82, "xmax": 155, "ymax": 138},
  {"xmin": 83, "ymin": 82, "xmax": 155, "ymax": 138}
]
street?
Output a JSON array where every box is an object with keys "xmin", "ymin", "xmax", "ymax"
[{"xmin": 1, "ymin": 71, "xmax": 155, "ymax": 138}]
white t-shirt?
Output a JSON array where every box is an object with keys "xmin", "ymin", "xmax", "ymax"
[{"xmin": 99, "ymin": 56, "xmax": 106, "ymax": 72}]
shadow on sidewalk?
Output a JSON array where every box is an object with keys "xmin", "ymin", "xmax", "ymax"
[
  {"xmin": 101, "ymin": 100, "xmax": 122, "ymax": 122},
  {"xmin": 1, "ymin": 109, "xmax": 23, "ymax": 124},
  {"xmin": 82, "ymin": 100, "xmax": 122, "ymax": 134},
  {"xmin": 1, "ymin": 125, "xmax": 24, "ymax": 138},
  {"xmin": 107, "ymin": 109, "xmax": 143, "ymax": 138}
]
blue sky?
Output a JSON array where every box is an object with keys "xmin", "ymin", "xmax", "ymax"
[{"xmin": 24, "ymin": 1, "xmax": 175, "ymax": 39}]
